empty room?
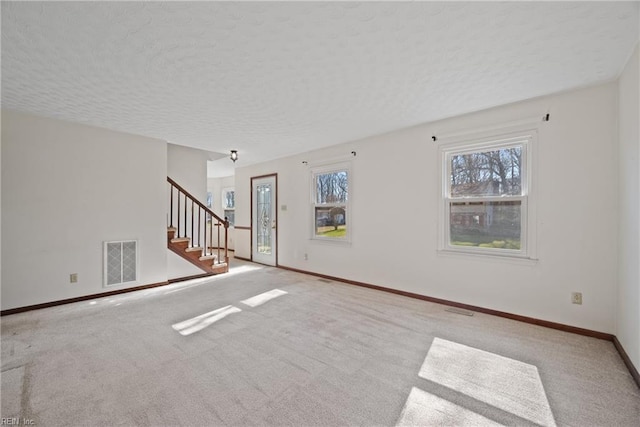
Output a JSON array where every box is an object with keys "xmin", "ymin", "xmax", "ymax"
[{"xmin": 1, "ymin": 2, "xmax": 639, "ymax": 426}]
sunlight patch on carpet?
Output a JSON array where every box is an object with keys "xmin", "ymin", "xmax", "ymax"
[
  {"xmin": 172, "ymin": 305, "xmax": 242, "ymax": 336},
  {"xmin": 397, "ymin": 387, "xmax": 503, "ymax": 426},
  {"xmin": 419, "ymin": 338, "xmax": 556, "ymax": 427},
  {"xmin": 240, "ymin": 289, "xmax": 288, "ymax": 308}
]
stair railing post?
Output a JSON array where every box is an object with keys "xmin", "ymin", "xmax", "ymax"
[
  {"xmin": 209, "ymin": 217, "xmax": 213, "ymax": 257},
  {"xmin": 169, "ymin": 184, "xmax": 174, "ymax": 228},
  {"xmin": 198, "ymin": 207, "xmax": 202, "ymax": 256},
  {"xmin": 177, "ymin": 189, "xmax": 181, "ymax": 238},
  {"xmin": 224, "ymin": 218, "xmax": 229, "ymax": 264},
  {"xmin": 190, "ymin": 200, "xmax": 194, "ymax": 247},
  {"xmin": 217, "ymin": 221, "xmax": 221, "ymax": 263},
  {"xmin": 183, "ymin": 192, "xmax": 187, "ymax": 238}
]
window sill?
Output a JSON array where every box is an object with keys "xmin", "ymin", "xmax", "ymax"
[
  {"xmin": 436, "ymin": 249, "xmax": 538, "ymax": 265},
  {"xmin": 310, "ymin": 236, "xmax": 352, "ymax": 246}
]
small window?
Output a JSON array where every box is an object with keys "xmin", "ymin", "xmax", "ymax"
[
  {"xmin": 311, "ymin": 163, "xmax": 350, "ymax": 241},
  {"xmin": 224, "ymin": 209, "xmax": 235, "ymax": 226},
  {"xmin": 222, "ymin": 188, "xmax": 235, "ymax": 209},
  {"xmin": 442, "ymin": 135, "xmax": 533, "ymax": 257},
  {"xmin": 222, "ymin": 187, "xmax": 235, "ymax": 227}
]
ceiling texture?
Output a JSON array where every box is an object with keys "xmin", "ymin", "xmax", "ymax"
[{"xmin": 2, "ymin": 2, "xmax": 639, "ymax": 176}]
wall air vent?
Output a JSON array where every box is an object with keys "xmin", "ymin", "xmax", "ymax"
[{"xmin": 104, "ymin": 240, "xmax": 137, "ymax": 286}]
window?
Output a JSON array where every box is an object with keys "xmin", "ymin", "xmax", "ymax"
[
  {"xmin": 442, "ymin": 134, "xmax": 534, "ymax": 257},
  {"xmin": 311, "ymin": 163, "xmax": 350, "ymax": 241},
  {"xmin": 222, "ymin": 188, "xmax": 235, "ymax": 209},
  {"xmin": 222, "ymin": 187, "xmax": 235, "ymax": 227},
  {"xmin": 224, "ymin": 209, "xmax": 235, "ymax": 226}
]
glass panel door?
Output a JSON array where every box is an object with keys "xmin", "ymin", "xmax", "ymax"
[{"xmin": 252, "ymin": 175, "xmax": 277, "ymax": 265}]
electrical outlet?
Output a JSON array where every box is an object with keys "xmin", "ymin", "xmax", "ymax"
[
  {"xmin": 571, "ymin": 292, "xmax": 582, "ymax": 305},
  {"xmin": 70, "ymin": 273, "xmax": 78, "ymax": 283},
  {"xmin": 304, "ymin": 253, "xmax": 308, "ymax": 260}
]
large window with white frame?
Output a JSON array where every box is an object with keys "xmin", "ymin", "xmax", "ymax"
[
  {"xmin": 441, "ymin": 133, "xmax": 534, "ymax": 257},
  {"xmin": 311, "ymin": 163, "xmax": 350, "ymax": 241}
]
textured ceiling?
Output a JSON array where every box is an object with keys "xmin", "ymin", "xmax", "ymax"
[{"xmin": 2, "ymin": 2, "xmax": 639, "ymax": 176}]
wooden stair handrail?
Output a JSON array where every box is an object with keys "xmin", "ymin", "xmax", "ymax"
[
  {"xmin": 167, "ymin": 176, "xmax": 229, "ymax": 272},
  {"xmin": 167, "ymin": 177, "xmax": 228, "ymax": 226}
]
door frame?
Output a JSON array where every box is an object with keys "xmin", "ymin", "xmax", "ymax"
[{"xmin": 250, "ymin": 173, "xmax": 278, "ymax": 266}]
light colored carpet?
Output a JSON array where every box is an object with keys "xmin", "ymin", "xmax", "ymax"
[
  {"xmin": 418, "ymin": 338, "xmax": 555, "ymax": 426},
  {"xmin": 2, "ymin": 259, "xmax": 639, "ymax": 426}
]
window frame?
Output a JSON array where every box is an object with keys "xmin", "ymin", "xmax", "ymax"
[
  {"xmin": 439, "ymin": 131, "xmax": 537, "ymax": 259},
  {"xmin": 310, "ymin": 161, "xmax": 352, "ymax": 243}
]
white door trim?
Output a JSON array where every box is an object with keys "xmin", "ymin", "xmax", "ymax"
[{"xmin": 251, "ymin": 174, "xmax": 277, "ymax": 266}]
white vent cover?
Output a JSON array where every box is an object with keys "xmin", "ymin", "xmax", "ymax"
[{"xmin": 104, "ymin": 240, "xmax": 137, "ymax": 286}]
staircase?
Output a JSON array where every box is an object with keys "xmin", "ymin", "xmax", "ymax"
[{"xmin": 167, "ymin": 177, "xmax": 229, "ymax": 275}]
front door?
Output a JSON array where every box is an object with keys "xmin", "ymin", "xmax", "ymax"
[{"xmin": 252, "ymin": 175, "xmax": 277, "ymax": 266}]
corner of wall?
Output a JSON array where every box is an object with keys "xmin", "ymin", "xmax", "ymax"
[
  {"xmin": 616, "ymin": 41, "xmax": 640, "ymax": 371},
  {"xmin": 167, "ymin": 143, "xmax": 209, "ymax": 204}
]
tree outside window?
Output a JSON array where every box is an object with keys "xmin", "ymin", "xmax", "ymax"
[
  {"xmin": 312, "ymin": 166, "xmax": 349, "ymax": 240},
  {"xmin": 443, "ymin": 136, "xmax": 532, "ymax": 257}
]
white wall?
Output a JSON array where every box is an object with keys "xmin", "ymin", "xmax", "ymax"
[
  {"xmin": 236, "ymin": 82, "xmax": 620, "ymax": 333},
  {"xmin": 167, "ymin": 250, "xmax": 203, "ymax": 280},
  {"xmin": 617, "ymin": 43, "xmax": 640, "ymax": 369},
  {"xmin": 207, "ymin": 175, "xmax": 235, "ymax": 250},
  {"xmin": 168, "ymin": 143, "xmax": 209, "ymax": 204},
  {"xmin": 1, "ymin": 111, "xmax": 168, "ymax": 310}
]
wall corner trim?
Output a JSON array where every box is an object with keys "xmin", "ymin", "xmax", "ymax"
[
  {"xmin": 613, "ymin": 336, "xmax": 640, "ymax": 389},
  {"xmin": 168, "ymin": 273, "xmax": 215, "ymax": 284},
  {"xmin": 0, "ymin": 280, "xmax": 170, "ymax": 316}
]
